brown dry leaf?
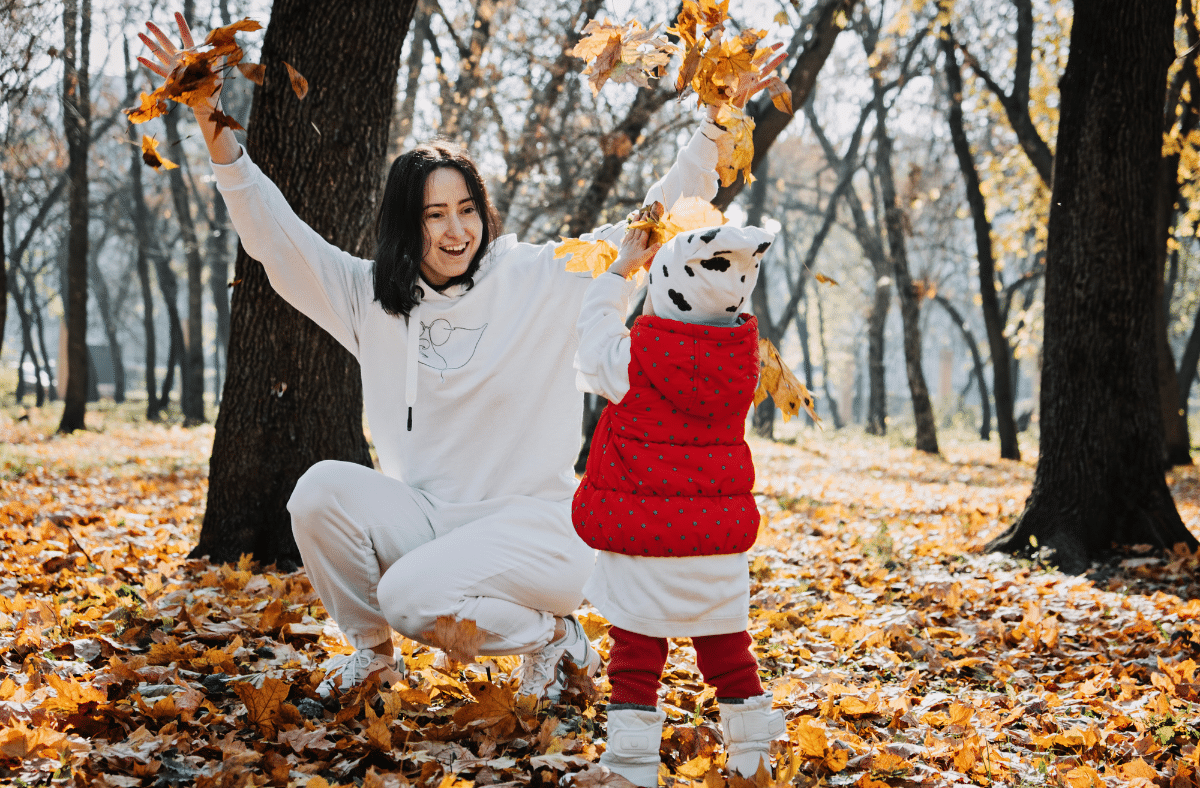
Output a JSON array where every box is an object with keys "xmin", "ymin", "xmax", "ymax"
[
  {"xmin": 283, "ymin": 61, "xmax": 309, "ymax": 99},
  {"xmin": 235, "ymin": 62, "xmax": 265, "ymax": 84},
  {"xmin": 712, "ymin": 104, "xmax": 755, "ymax": 187},
  {"xmin": 208, "ymin": 107, "xmax": 244, "ymax": 133},
  {"xmin": 792, "ymin": 716, "xmax": 827, "ymax": 758},
  {"xmin": 364, "ymin": 705, "xmax": 392, "ymax": 751},
  {"xmin": 140, "ymin": 135, "xmax": 178, "ymax": 171},
  {"xmin": 233, "ymin": 675, "xmax": 289, "ymax": 736},
  {"xmin": 763, "ymin": 76, "xmax": 793, "ymax": 114},
  {"xmin": 556, "ymin": 237, "xmax": 620, "ymax": 278},
  {"xmin": 125, "ymin": 91, "xmax": 169, "ymax": 124},
  {"xmin": 569, "ymin": 18, "xmax": 676, "ymax": 95},
  {"xmin": 422, "ymin": 614, "xmax": 486, "ymax": 664},
  {"xmin": 754, "ymin": 338, "xmax": 820, "ymax": 425}
]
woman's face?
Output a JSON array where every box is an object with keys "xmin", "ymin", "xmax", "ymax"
[{"xmin": 420, "ymin": 167, "xmax": 483, "ymax": 286}]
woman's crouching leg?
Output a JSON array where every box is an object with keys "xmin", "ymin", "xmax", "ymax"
[
  {"xmin": 289, "ymin": 460, "xmax": 436, "ymax": 650},
  {"xmin": 376, "ymin": 501, "xmax": 596, "ymax": 655}
]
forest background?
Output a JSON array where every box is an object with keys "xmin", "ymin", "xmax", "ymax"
[{"xmin": 6, "ymin": 0, "xmax": 1200, "ymax": 786}]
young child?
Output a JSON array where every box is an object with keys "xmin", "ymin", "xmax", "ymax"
[{"xmin": 572, "ymin": 224, "xmax": 786, "ymax": 786}]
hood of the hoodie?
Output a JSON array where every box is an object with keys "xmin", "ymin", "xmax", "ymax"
[{"xmin": 628, "ymin": 313, "xmax": 760, "ymax": 418}]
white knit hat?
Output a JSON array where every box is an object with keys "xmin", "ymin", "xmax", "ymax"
[{"xmin": 647, "ymin": 224, "xmax": 774, "ymax": 325}]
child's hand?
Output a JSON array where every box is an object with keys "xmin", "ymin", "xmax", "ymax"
[{"xmin": 610, "ymin": 228, "xmax": 660, "ymax": 279}]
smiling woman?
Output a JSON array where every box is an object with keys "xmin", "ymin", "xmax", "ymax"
[{"xmin": 373, "ymin": 141, "xmax": 499, "ymax": 317}]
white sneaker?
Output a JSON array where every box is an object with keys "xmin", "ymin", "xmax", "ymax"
[
  {"xmin": 316, "ymin": 648, "xmax": 404, "ymax": 698},
  {"xmin": 517, "ymin": 615, "xmax": 601, "ymax": 702}
]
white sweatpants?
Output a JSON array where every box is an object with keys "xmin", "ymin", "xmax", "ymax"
[{"xmin": 288, "ymin": 460, "xmax": 597, "ymax": 654}]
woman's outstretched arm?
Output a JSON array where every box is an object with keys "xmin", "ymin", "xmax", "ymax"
[{"xmin": 138, "ymin": 12, "xmax": 241, "ymax": 165}]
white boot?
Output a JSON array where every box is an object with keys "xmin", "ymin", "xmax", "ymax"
[
  {"xmin": 600, "ymin": 706, "xmax": 665, "ymax": 787},
  {"xmin": 719, "ymin": 694, "xmax": 787, "ymax": 778}
]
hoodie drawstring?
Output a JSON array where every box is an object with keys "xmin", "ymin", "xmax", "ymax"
[{"xmin": 406, "ymin": 302, "xmax": 420, "ymax": 431}]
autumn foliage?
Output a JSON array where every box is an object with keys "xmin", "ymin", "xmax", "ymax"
[{"xmin": 4, "ymin": 412, "xmax": 1200, "ymax": 786}]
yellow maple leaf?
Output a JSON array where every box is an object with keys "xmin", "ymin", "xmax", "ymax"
[
  {"xmin": 556, "ymin": 237, "xmax": 620, "ymax": 278},
  {"xmin": 141, "ymin": 135, "xmax": 179, "ymax": 171},
  {"xmin": 754, "ymin": 338, "xmax": 820, "ymax": 426},
  {"xmin": 713, "ymin": 104, "xmax": 755, "ymax": 187},
  {"xmin": 792, "ymin": 716, "xmax": 827, "ymax": 759},
  {"xmin": 660, "ymin": 195, "xmax": 725, "ymax": 241},
  {"xmin": 1061, "ymin": 764, "xmax": 1103, "ymax": 788}
]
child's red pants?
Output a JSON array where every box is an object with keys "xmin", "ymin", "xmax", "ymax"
[{"xmin": 606, "ymin": 625, "xmax": 764, "ymax": 707}]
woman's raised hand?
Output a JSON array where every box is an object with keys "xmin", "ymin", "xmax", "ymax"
[{"xmin": 138, "ymin": 11, "xmax": 240, "ymax": 164}]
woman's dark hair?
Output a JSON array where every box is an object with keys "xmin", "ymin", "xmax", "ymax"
[{"xmin": 373, "ymin": 140, "xmax": 502, "ymax": 317}]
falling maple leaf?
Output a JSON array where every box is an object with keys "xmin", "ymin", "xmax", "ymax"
[
  {"xmin": 556, "ymin": 237, "xmax": 620, "ymax": 278},
  {"xmin": 236, "ymin": 62, "xmax": 265, "ymax": 84},
  {"xmin": 755, "ymin": 337, "xmax": 820, "ymax": 425},
  {"xmin": 140, "ymin": 135, "xmax": 179, "ymax": 170},
  {"xmin": 569, "ymin": 18, "xmax": 676, "ymax": 95},
  {"xmin": 629, "ymin": 195, "xmax": 725, "ymax": 248},
  {"xmin": 814, "ymin": 272, "xmax": 839, "ymax": 286}
]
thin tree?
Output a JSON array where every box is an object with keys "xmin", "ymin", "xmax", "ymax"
[
  {"xmin": 987, "ymin": 0, "xmax": 1197, "ymax": 572},
  {"xmin": 58, "ymin": 0, "xmax": 90, "ymax": 433},
  {"xmin": 940, "ymin": 17, "xmax": 1018, "ymax": 459}
]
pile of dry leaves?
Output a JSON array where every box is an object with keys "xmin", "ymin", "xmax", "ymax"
[{"xmin": 2, "ymin": 414, "xmax": 1200, "ymax": 788}]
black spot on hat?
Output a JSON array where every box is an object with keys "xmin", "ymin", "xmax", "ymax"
[
  {"xmin": 740, "ymin": 275, "xmax": 746, "ymax": 282},
  {"xmin": 701, "ymin": 256, "xmax": 731, "ymax": 272},
  {"xmin": 714, "ymin": 250, "xmax": 733, "ymax": 255},
  {"xmin": 648, "ymin": 271, "xmax": 653, "ymax": 284},
  {"xmin": 662, "ymin": 264, "xmax": 669, "ymax": 278},
  {"xmin": 700, "ymin": 228, "xmax": 720, "ymax": 243},
  {"xmin": 684, "ymin": 265, "xmax": 695, "ymax": 276},
  {"xmin": 754, "ymin": 241, "xmax": 771, "ymax": 256},
  {"xmin": 668, "ymin": 289, "xmax": 693, "ymax": 311},
  {"xmin": 725, "ymin": 305, "xmax": 737, "ymax": 312},
  {"xmin": 687, "ymin": 233, "xmax": 695, "ymax": 243}
]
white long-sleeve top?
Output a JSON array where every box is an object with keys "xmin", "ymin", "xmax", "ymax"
[{"xmin": 211, "ymin": 121, "xmax": 719, "ymax": 506}]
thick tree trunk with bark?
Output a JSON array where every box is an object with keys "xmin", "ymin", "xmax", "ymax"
[
  {"xmin": 988, "ymin": 0, "xmax": 1196, "ymax": 573},
  {"xmin": 941, "ymin": 26, "xmax": 1018, "ymax": 459},
  {"xmin": 194, "ymin": 0, "xmax": 417, "ymax": 566},
  {"xmin": 58, "ymin": 0, "xmax": 90, "ymax": 433},
  {"xmin": 874, "ymin": 85, "xmax": 937, "ymax": 454}
]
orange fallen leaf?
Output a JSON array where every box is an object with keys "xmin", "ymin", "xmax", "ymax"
[
  {"xmin": 422, "ymin": 615, "xmax": 485, "ymax": 664},
  {"xmin": 233, "ymin": 675, "xmax": 289, "ymax": 736}
]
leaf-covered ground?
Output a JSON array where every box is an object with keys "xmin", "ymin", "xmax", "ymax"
[{"xmin": 3, "ymin": 410, "xmax": 1200, "ymax": 788}]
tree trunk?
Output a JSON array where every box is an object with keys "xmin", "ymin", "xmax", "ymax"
[
  {"xmin": 1, "ymin": 179, "xmax": 6, "ymax": 360},
  {"xmin": 814, "ymin": 282, "xmax": 844, "ymax": 429},
  {"xmin": 933, "ymin": 293, "xmax": 991, "ymax": 441},
  {"xmin": 1179, "ymin": 303, "xmax": 1200, "ymax": 418},
  {"xmin": 988, "ymin": 0, "xmax": 1195, "ymax": 573},
  {"xmin": 941, "ymin": 24, "xmax": 1018, "ymax": 459},
  {"xmin": 124, "ymin": 37, "xmax": 159, "ymax": 420},
  {"xmin": 208, "ymin": 186, "xmax": 232, "ymax": 403},
  {"xmin": 154, "ymin": 244, "xmax": 185, "ymax": 413},
  {"xmin": 195, "ymin": 0, "xmax": 418, "ymax": 566},
  {"xmin": 865, "ymin": 278, "xmax": 889, "ymax": 434},
  {"xmin": 88, "ymin": 255, "xmax": 125, "ymax": 402},
  {"xmin": 744, "ymin": 158, "xmax": 777, "ymax": 438},
  {"xmin": 873, "ymin": 82, "xmax": 937, "ymax": 454},
  {"xmin": 58, "ymin": 0, "xmax": 90, "ymax": 433},
  {"xmin": 162, "ymin": 106, "xmax": 206, "ymax": 425},
  {"xmin": 1153, "ymin": 151, "xmax": 1191, "ymax": 465}
]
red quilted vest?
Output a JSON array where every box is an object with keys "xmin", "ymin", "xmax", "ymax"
[{"xmin": 572, "ymin": 314, "xmax": 761, "ymax": 557}]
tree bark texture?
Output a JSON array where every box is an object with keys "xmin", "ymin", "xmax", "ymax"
[
  {"xmin": 941, "ymin": 25, "xmax": 1018, "ymax": 459},
  {"xmin": 58, "ymin": 0, "xmax": 90, "ymax": 433},
  {"xmin": 153, "ymin": 241, "xmax": 184, "ymax": 412},
  {"xmin": 1180, "ymin": 304, "xmax": 1200, "ymax": 418},
  {"xmin": 988, "ymin": 0, "xmax": 1196, "ymax": 573},
  {"xmin": 712, "ymin": 0, "xmax": 858, "ymax": 210},
  {"xmin": 195, "ymin": 0, "xmax": 417, "ymax": 566},
  {"xmin": 873, "ymin": 84, "xmax": 938, "ymax": 454},
  {"xmin": 1, "ymin": 179, "xmax": 6, "ymax": 360}
]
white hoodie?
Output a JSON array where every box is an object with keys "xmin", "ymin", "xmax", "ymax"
[{"xmin": 211, "ymin": 121, "xmax": 720, "ymax": 507}]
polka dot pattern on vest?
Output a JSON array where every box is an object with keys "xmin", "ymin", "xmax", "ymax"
[{"xmin": 572, "ymin": 314, "xmax": 762, "ymax": 557}]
